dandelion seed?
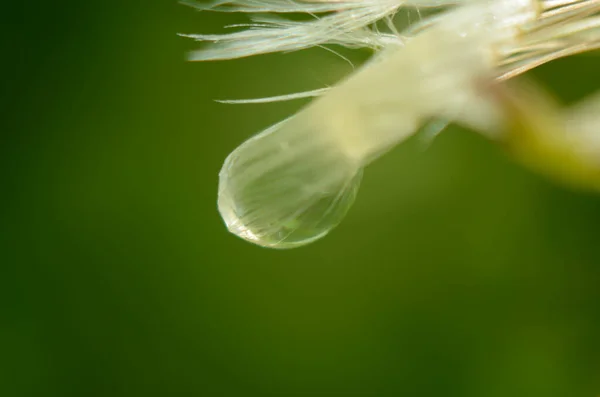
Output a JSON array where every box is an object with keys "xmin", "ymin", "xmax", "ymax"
[{"xmin": 184, "ymin": 0, "xmax": 600, "ymax": 248}]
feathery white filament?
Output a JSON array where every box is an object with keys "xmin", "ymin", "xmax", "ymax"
[
  {"xmin": 181, "ymin": 0, "xmax": 483, "ymax": 60},
  {"xmin": 181, "ymin": 2, "xmax": 405, "ymax": 60}
]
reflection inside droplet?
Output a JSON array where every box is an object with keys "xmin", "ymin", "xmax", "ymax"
[{"xmin": 217, "ymin": 117, "xmax": 363, "ymax": 249}]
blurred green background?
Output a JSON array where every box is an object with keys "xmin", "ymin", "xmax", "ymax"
[{"xmin": 2, "ymin": 2, "xmax": 600, "ymax": 396}]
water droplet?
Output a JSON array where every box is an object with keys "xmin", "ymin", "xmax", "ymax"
[{"xmin": 218, "ymin": 117, "xmax": 363, "ymax": 249}]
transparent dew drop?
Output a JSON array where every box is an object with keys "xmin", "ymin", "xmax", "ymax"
[{"xmin": 218, "ymin": 116, "xmax": 363, "ymax": 249}]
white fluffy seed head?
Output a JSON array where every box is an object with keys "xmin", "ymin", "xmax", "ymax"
[{"xmin": 185, "ymin": 0, "xmax": 600, "ymax": 248}]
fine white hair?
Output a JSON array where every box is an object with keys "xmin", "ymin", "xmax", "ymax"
[{"xmin": 180, "ymin": 0, "xmax": 471, "ymax": 60}]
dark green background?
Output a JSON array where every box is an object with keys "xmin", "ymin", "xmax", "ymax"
[{"xmin": 3, "ymin": 2, "xmax": 599, "ymax": 396}]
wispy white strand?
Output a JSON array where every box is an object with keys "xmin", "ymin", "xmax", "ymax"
[
  {"xmin": 215, "ymin": 87, "xmax": 330, "ymax": 103},
  {"xmin": 182, "ymin": 0, "xmax": 468, "ymax": 14},
  {"xmin": 180, "ymin": 2, "xmax": 408, "ymax": 60},
  {"xmin": 182, "ymin": 0, "xmax": 383, "ymax": 13},
  {"xmin": 180, "ymin": 1, "xmax": 483, "ymax": 61}
]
